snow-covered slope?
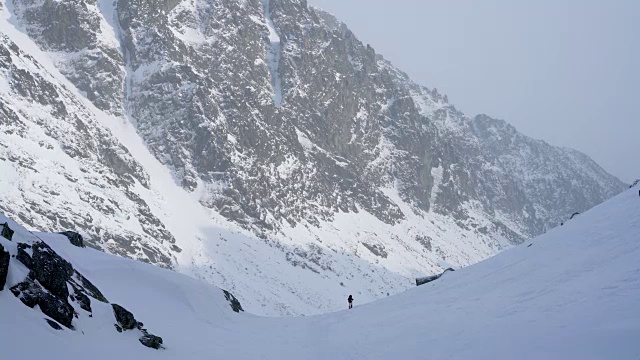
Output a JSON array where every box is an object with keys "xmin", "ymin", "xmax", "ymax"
[
  {"xmin": 2, "ymin": 183, "xmax": 638, "ymax": 359},
  {"xmin": 0, "ymin": 0, "xmax": 626, "ymax": 317}
]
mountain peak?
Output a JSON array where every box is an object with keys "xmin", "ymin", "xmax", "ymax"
[{"xmin": 0, "ymin": 0, "xmax": 625, "ymax": 315}]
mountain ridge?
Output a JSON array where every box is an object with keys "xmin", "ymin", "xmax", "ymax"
[{"xmin": 0, "ymin": 0, "xmax": 626, "ymax": 315}]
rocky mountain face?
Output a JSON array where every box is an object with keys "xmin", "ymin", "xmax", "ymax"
[{"xmin": 0, "ymin": 0, "xmax": 625, "ymax": 315}]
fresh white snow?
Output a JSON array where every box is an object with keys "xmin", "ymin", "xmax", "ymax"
[{"xmin": 2, "ymin": 185, "xmax": 639, "ymax": 359}]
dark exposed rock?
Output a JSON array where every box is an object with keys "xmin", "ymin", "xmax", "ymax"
[
  {"xmin": 1, "ymin": 222, "xmax": 13, "ymax": 241},
  {"xmin": 10, "ymin": 279, "xmax": 39, "ymax": 307},
  {"xmin": 112, "ymin": 303, "xmax": 165, "ymax": 349},
  {"xmin": 0, "ymin": 243, "xmax": 9, "ymax": 291},
  {"xmin": 71, "ymin": 284, "xmax": 92, "ymax": 313},
  {"xmin": 415, "ymin": 268, "xmax": 455, "ymax": 286},
  {"xmin": 16, "ymin": 243, "xmax": 33, "ymax": 269},
  {"xmin": 139, "ymin": 333, "xmax": 163, "ymax": 349},
  {"xmin": 223, "ymin": 290, "xmax": 244, "ymax": 313},
  {"xmin": 10, "ymin": 238, "xmax": 109, "ymax": 327},
  {"xmin": 58, "ymin": 231, "xmax": 85, "ymax": 248},
  {"xmin": 73, "ymin": 271, "xmax": 108, "ymax": 303},
  {"xmin": 361, "ymin": 243, "xmax": 388, "ymax": 259},
  {"xmin": 112, "ymin": 304, "xmax": 138, "ymax": 330},
  {"xmin": 45, "ymin": 318, "xmax": 63, "ymax": 330},
  {"xmin": 30, "ymin": 241, "xmax": 74, "ymax": 299},
  {"xmin": 10, "ymin": 278, "xmax": 74, "ymax": 328}
]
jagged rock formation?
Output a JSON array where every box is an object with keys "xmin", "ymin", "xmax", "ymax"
[
  {"xmin": 0, "ymin": 0, "xmax": 626, "ymax": 314},
  {"xmin": 0, "ymin": 217, "xmax": 167, "ymax": 349}
]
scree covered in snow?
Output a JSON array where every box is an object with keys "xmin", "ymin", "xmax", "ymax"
[{"xmin": 1, "ymin": 186, "xmax": 638, "ymax": 359}]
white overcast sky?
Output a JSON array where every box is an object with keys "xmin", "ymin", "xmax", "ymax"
[{"xmin": 308, "ymin": 0, "xmax": 639, "ymax": 182}]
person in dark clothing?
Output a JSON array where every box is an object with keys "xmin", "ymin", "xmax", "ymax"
[{"xmin": 348, "ymin": 295, "xmax": 354, "ymax": 309}]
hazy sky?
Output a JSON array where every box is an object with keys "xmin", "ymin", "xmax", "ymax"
[{"xmin": 308, "ymin": 0, "xmax": 639, "ymax": 183}]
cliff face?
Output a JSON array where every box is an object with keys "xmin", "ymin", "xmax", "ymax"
[{"xmin": 0, "ymin": 0, "xmax": 625, "ymax": 315}]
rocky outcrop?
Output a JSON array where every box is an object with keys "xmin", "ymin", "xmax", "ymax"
[
  {"xmin": 1, "ymin": 212, "xmax": 166, "ymax": 348},
  {"xmin": 223, "ymin": 290, "xmax": 244, "ymax": 313},
  {"xmin": 0, "ymin": 243, "xmax": 9, "ymax": 290},
  {"xmin": 10, "ymin": 278, "xmax": 75, "ymax": 328},
  {"xmin": 73, "ymin": 271, "xmax": 108, "ymax": 303},
  {"xmin": 18, "ymin": 241, "xmax": 74, "ymax": 299},
  {"xmin": 112, "ymin": 304, "xmax": 138, "ymax": 331},
  {"xmin": 112, "ymin": 303, "xmax": 164, "ymax": 349},
  {"xmin": 1, "ymin": 222, "xmax": 13, "ymax": 241},
  {"xmin": 16, "ymin": 243, "xmax": 33, "ymax": 270},
  {"xmin": 139, "ymin": 333, "xmax": 163, "ymax": 349},
  {"xmin": 416, "ymin": 268, "xmax": 455, "ymax": 286},
  {"xmin": 9, "ymin": 241, "xmax": 164, "ymax": 347},
  {"xmin": 59, "ymin": 231, "xmax": 85, "ymax": 248},
  {"xmin": 11, "ymin": 241, "xmax": 83, "ymax": 328}
]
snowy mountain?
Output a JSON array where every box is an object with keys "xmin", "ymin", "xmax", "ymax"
[
  {"xmin": 2, "ymin": 183, "xmax": 638, "ymax": 359},
  {"xmin": 0, "ymin": 0, "xmax": 625, "ymax": 315}
]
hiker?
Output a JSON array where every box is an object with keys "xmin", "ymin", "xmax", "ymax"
[{"xmin": 348, "ymin": 295, "xmax": 354, "ymax": 309}]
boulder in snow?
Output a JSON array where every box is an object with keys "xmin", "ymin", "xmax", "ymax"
[
  {"xmin": 139, "ymin": 333, "xmax": 163, "ymax": 349},
  {"xmin": 1, "ymin": 222, "xmax": 13, "ymax": 241},
  {"xmin": 58, "ymin": 231, "xmax": 85, "ymax": 248},
  {"xmin": 112, "ymin": 303, "xmax": 165, "ymax": 349},
  {"xmin": 112, "ymin": 304, "xmax": 139, "ymax": 330}
]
